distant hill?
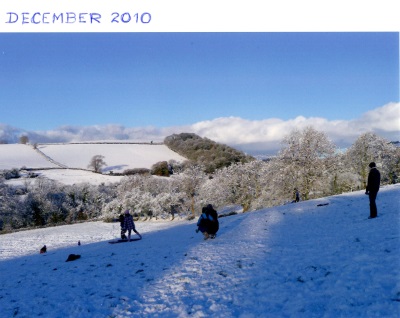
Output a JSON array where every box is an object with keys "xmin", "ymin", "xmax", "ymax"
[
  {"xmin": 164, "ymin": 133, "xmax": 254, "ymax": 173},
  {"xmin": 0, "ymin": 142, "xmax": 187, "ymax": 173},
  {"xmin": 1, "ymin": 135, "xmax": 255, "ymax": 183}
]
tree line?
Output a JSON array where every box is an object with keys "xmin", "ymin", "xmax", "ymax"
[
  {"xmin": 1, "ymin": 129, "xmax": 399, "ymax": 232},
  {"xmin": 164, "ymin": 133, "xmax": 253, "ymax": 173}
]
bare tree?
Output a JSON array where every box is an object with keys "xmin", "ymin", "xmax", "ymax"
[
  {"xmin": 88, "ymin": 155, "xmax": 107, "ymax": 173},
  {"xmin": 19, "ymin": 135, "xmax": 29, "ymax": 144}
]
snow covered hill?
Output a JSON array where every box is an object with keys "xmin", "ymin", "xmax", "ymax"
[
  {"xmin": 0, "ymin": 144, "xmax": 60, "ymax": 170},
  {"xmin": 0, "ymin": 184, "xmax": 399, "ymax": 317},
  {"xmin": 36, "ymin": 143, "xmax": 186, "ymax": 172},
  {"xmin": 0, "ymin": 142, "xmax": 187, "ymax": 185}
]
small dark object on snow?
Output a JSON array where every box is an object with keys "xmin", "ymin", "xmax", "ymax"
[
  {"xmin": 78, "ymin": 241, "xmax": 81, "ymax": 246},
  {"xmin": 317, "ymin": 203, "xmax": 329, "ymax": 207},
  {"xmin": 218, "ymin": 271, "xmax": 228, "ymax": 277},
  {"xmin": 40, "ymin": 245, "xmax": 47, "ymax": 254},
  {"xmin": 66, "ymin": 254, "xmax": 81, "ymax": 262}
]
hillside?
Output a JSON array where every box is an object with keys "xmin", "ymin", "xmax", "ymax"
[
  {"xmin": 164, "ymin": 133, "xmax": 253, "ymax": 173},
  {"xmin": 0, "ymin": 184, "xmax": 399, "ymax": 317},
  {"xmin": 0, "ymin": 136, "xmax": 254, "ymax": 184},
  {"xmin": 0, "ymin": 144, "xmax": 60, "ymax": 170}
]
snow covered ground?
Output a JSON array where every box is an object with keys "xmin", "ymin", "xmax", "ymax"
[{"xmin": 1, "ymin": 184, "xmax": 399, "ymax": 317}]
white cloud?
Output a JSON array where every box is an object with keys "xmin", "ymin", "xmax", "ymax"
[
  {"xmin": 354, "ymin": 102, "xmax": 400, "ymax": 132},
  {"xmin": 0, "ymin": 103, "xmax": 398, "ymax": 155},
  {"xmin": 188, "ymin": 102, "xmax": 400, "ymax": 154}
]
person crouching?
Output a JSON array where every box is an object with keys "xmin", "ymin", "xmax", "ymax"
[{"xmin": 196, "ymin": 205, "xmax": 218, "ymax": 240}]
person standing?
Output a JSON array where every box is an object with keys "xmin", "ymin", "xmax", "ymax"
[
  {"xmin": 123, "ymin": 210, "xmax": 142, "ymax": 241},
  {"xmin": 119, "ymin": 212, "xmax": 127, "ymax": 240},
  {"xmin": 365, "ymin": 162, "xmax": 380, "ymax": 219},
  {"xmin": 293, "ymin": 188, "xmax": 300, "ymax": 203}
]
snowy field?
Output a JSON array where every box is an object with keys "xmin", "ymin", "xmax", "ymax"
[
  {"xmin": 4, "ymin": 168, "xmax": 126, "ymax": 187},
  {"xmin": 0, "ymin": 184, "xmax": 399, "ymax": 317},
  {"xmin": 37, "ymin": 143, "xmax": 186, "ymax": 172},
  {"xmin": 0, "ymin": 143, "xmax": 186, "ymax": 172},
  {"xmin": 0, "ymin": 144, "xmax": 59, "ymax": 170},
  {"xmin": 1, "ymin": 142, "xmax": 187, "ymax": 185}
]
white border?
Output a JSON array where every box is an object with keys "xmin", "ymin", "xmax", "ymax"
[{"xmin": 1, "ymin": 0, "xmax": 399, "ymax": 32}]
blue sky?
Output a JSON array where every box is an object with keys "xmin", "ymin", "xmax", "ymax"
[{"xmin": 0, "ymin": 32, "xmax": 399, "ymax": 153}]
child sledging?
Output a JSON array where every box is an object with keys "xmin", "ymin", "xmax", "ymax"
[
  {"xmin": 196, "ymin": 204, "xmax": 219, "ymax": 240},
  {"xmin": 118, "ymin": 210, "xmax": 142, "ymax": 241}
]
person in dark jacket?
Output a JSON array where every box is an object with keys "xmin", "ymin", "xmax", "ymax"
[
  {"xmin": 119, "ymin": 213, "xmax": 127, "ymax": 240},
  {"xmin": 206, "ymin": 204, "xmax": 219, "ymax": 238},
  {"xmin": 196, "ymin": 207, "xmax": 213, "ymax": 240},
  {"xmin": 293, "ymin": 188, "xmax": 300, "ymax": 203},
  {"xmin": 123, "ymin": 210, "xmax": 142, "ymax": 241},
  {"xmin": 196, "ymin": 204, "xmax": 219, "ymax": 240},
  {"xmin": 365, "ymin": 162, "xmax": 380, "ymax": 219}
]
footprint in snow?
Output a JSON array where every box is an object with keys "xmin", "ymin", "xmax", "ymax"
[{"xmin": 218, "ymin": 271, "xmax": 228, "ymax": 277}]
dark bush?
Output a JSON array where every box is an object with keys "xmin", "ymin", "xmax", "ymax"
[
  {"xmin": 151, "ymin": 161, "xmax": 170, "ymax": 177},
  {"xmin": 2, "ymin": 168, "xmax": 20, "ymax": 180},
  {"xmin": 123, "ymin": 168, "xmax": 151, "ymax": 176}
]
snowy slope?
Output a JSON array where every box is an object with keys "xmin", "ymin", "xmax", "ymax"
[
  {"xmin": 0, "ymin": 184, "xmax": 399, "ymax": 317},
  {"xmin": 0, "ymin": 144, "xmax": 59, "ymax": 170}
]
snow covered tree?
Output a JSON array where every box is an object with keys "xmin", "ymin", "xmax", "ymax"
[
  {"xmin": 346, "ymin": 132, "xmax": 399, "ymax": 188},
  {"xmin": 0, "ymin": 178, "xmax": 25, "ymax": 231},
  {"xmin": 326, "ymin": 152, "xmax": 360, "ymax": 194},
  {"xmin": 88, "ymin": 155, "xmax": 107, "ymax": 173},
  {"xmin": 199, "ymin": 160, "xmax": 273, "ymax": 212},
  {"xmin": 387, "ymin": 146, "xmax": 400, "ymax": 184},
  {"xmin": 65, "ymin": 182, "xmax": 111, "ymax": 222},
  {"xmin": 277, "ymin": 126, "xmax": 336, "ymax": 201},
  {"xmin": 23, "ymin": 179, "xmax": 65, "ymax": 226},
  {"xmin": 102, "ymin": 175, "xmax": 188, "ymax": 221},
  {"xmin": 179, "ymin": 163, "xmax": 207, "ymax": 218}
]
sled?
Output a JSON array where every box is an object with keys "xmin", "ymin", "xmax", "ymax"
[{"xmin": 108, "ymin": 237, "xmax": 142, "ymax": 244}]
